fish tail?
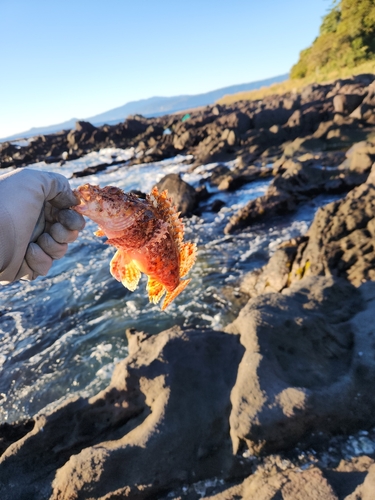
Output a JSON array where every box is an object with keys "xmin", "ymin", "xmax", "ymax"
[
  {"xmin": 179, "ymin": 242, "xmax": 197, "ymax": 278},
  {"xmin": 162, "ymin": 279, "xmax": 191, "ymax": 310}
]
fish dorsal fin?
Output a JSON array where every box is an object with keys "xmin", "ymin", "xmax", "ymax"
[
  {"xmin": 147, "ymin": 187, "xmax": 184, "ymax": 249},
  {"xmin": 179, "ymin": 242, "xmax": 197, "ymax": 278}
]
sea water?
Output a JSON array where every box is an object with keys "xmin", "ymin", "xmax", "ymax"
[{"xmin": 0, "ymin": 148, "xmax": 340, "ymax": 423}]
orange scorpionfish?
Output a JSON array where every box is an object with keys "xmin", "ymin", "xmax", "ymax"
[{"xmin": 73, "ymin": 184, "xmax": 196, "ymax": 310}]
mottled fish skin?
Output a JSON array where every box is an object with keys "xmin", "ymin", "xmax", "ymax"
[{"xmin": 73, "ymin": 184, "xmax": 196, "ymax": 310}]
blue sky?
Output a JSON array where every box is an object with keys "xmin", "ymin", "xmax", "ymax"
[{"xmin": 0, "ymin": 0, "xmax": 331, "ymax": 138}]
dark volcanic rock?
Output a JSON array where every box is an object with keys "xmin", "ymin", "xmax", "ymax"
[
  {"xmin": 215, "ymin": 110, "xmax": 252, "ymax": 133},
  {"xmin": 224, "ymin": 185, "xmax": 296, "ymax": 234},
  {"xmin": 240, "ymin": 237, "xmax": 307, "ymax": 297},
  {"xmin": 349, "ymin": 464, "xmax": 375, "ymax": 500},
  {"xmin": 333, "ymin": 93, "xmax": 365, "ymax": 115},
  {"xmin": 0, "ymin": 420, "xmax": 35, "ymax": 456},
  {"xmin": 206, "ymin": 163, "xmax": 231, "ymax": 187},
  {"xmin": 2, "ymin": 278, "xmax": 375, "ymax": 499},
  {"xmin": 253, "ymin": 106, "xmax": 293, "ymax": 129},
  {"xmin": 287, "ymin": 169, "xmax": 375, "ymax": 287},
  {"xmin": 71, "ymin": 158, "xmax": 132, "ymax": 178},
  {"xmin": 2, "ymin": 73, "xmax": 375, "ymax": 173},
  {"xmin": 154, "ymin": 173, "xmax": 198, "ymax": 216},
  {"xmin": 224, "ymin": 147, "xmax": 373, "ymax": 234},
  {"xmin": 222, "ymin": 466, "xmax": 339, "ymax": 500},
  {"xmin": 242, "ymin": 164, "xmax": 375, "ymax": 297},
  {"xmin": 74, "ymin": 120, "xmax": 97, "ymax": 133},
  {"xmin": 123, "ymin": 115, "xmax": 150, "ymax": 138},
  {"xmin": 227, "ymin": 276, "xmax": 375, "ymax": 455},
  {"xmin": 197, "ymin": 456, "xmax": 374, "ymax": 500},
  {"xmin": 0, "ymin": 327, "xmax": 243, "ymax": 500}
]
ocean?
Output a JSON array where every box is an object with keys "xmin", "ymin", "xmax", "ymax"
[{"xmin": 0, "ymin": 148, "xmax": 338, "ymax": 423}]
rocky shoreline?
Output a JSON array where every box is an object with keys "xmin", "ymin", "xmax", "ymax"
[{"xmin": 1, "ymin": 74, "xmax": 375, "ymax": 499}]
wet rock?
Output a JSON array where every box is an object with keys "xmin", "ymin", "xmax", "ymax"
[
  {"xmin": 194, "ymin": 184, "xmax": 211, "ymax": 204},
  {"xmin": 243, "ymin": 165, "xmax": 375, "ymax": 293},
  {"xmin": 240, "ymin": 239, "xmax": 305, "ymax": 297},
  {"xmin": 224, "ymin": 185, "xmax": 296, "ymax": 234},
  {"xmin": 207, "ymin": 164, "xmax": 231, "ymax": 187},
  {"xmin": 2, "ymin": 281, "xmax": 375, "ymax": 498},
  {"xmin": 226, "ymin": 276, "xmax": 375, "ymax": 455},
  {"xmin": 0, "ymin": 327, "xmax": 243, "ymax": 500},
  {"xmin": 71, "ymin": 163, "xmax": 113, "ymax": 178},
  {"xmin": 224, "ymin": 153, "xmax": 359, "ymax": 234},
  {"xmin": 214, "ymin": 164, "xmax": 272, "ymax": 192},
  {"xmin": 154, "ymin": 173, "xmax": 198, "ymax": 216},
  {"xmin": 287, "ymin": 169, "xmax": 375, "ymax": 287},
  {"xmin": 210, "ymin": 199, "xmax": 226, "ymax": 212}
]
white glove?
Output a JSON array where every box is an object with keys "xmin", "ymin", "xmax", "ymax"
[{"xmin": 0, "ymin": 168, "xmax": 85, "ymax": 284}]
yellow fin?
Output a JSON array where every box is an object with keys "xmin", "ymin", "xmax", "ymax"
[
  {"xmin": 110, "ymin": 250, "xmax": 141, "ymax": 291},
  {"xmin": 162, "ymin": 279, "xmax": 191, "ymax": 310},
  {"xmin": 179, "ymin": 242, "xmax": 197, "ymax": 278},
  {"xmin": 147, "ymin": 277, "xmax": 166, "ymax": 304},
  {"xmin": 147, "ymin": 187, "xmax": 184, "ymax": 249},
  {"xmin": 94, "ymin": 228, "xmax": 105, "ymax": 237}
]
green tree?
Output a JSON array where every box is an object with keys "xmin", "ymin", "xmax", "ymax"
[{"xmin": 291, "ymin": 0, "xmax": 375, "ymax": 79}]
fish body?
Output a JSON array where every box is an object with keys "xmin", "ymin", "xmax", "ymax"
[{"xmin": 73, "ymin": 184, "xmax": 196, "ymax": 310}]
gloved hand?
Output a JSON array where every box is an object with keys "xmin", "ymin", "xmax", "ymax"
[{"xmin": 0, "ymin": 168, "xmax": 85, "ymax": 284}]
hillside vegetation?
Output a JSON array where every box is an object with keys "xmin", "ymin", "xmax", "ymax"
[
  {"xmin": 218, "ymin": 0, "xmax": 375, "ymax": 106},
  {"xmin": 291, "ymin": 0, "xmax": 375, "ymax": 79}
]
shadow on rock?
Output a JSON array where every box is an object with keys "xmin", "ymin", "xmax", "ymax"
[{"xmin": 0, "ymin": 327, "xmax": 243, "ymax": 500}]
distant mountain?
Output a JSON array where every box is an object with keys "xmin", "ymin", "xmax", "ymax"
[{"xmin": 1, "ymin": 74, "xmax": 288, "ymax": 141}]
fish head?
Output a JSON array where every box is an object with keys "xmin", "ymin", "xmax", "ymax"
[{"xmin": 73, "ymin": 184, "xmax": 145, "ymax": 232}]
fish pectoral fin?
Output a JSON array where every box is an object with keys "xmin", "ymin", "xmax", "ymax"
[
  {"xmin": 162, "ymin": 279, "xmax": 191, "ymax": 310},
  {"xmin": 110, "ymin": 250, "xmax": 141, "ymax": 291},
  {"xmin": 147, "ymin": 277, "xmax": 166, "ymax": 304},
  {"xmin": 94, "ymin": 227, "xmax": 106, "ymax": 237},
  {"xmin": 179, "ymin": 242, "xmax": 197, "ymax": 278}
]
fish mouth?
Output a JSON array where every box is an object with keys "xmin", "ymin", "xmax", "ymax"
[
  {"xmin": 72, "ymin": 185, "xmax": 95, "ymax": 213},
  {"xmin": 74, "ymin": 185, "xmax": 94, "ymax": 202},
  {"xmin": 72, "ymin": 201, "xmax": 86, "ymax": 214}
]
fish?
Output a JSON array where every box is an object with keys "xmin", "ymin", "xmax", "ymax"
[{"xmin": 73, "ymin": 184, "xmax": 196, "ymax": 310}]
